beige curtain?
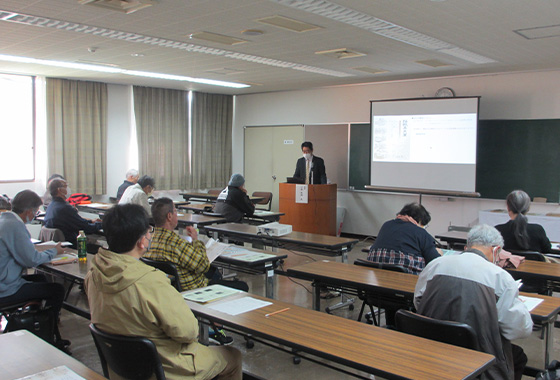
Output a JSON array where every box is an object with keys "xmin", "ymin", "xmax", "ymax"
[
  {"xmin": 46, "ymin": 78, "xmax": 107, "ymax": 194},
  {"xmin": 133, "ymin": 86, "xmax": 190, "ymax": 190},
  {"xmin": 191, "ymin": 92, "xmax": 233, "ymax": 189}
]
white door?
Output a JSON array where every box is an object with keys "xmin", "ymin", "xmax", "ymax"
[{"xmin": 244, "ymin": 125, "xmax": 304, "ymax": 211}]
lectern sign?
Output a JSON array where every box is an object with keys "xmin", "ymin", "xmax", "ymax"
[{"xmin": 295, "ymin": 184, "xmax": 308, "ymax": 204}]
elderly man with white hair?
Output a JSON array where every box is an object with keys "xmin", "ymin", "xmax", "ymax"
[
  {"xmin": 116, "ymin": 169, "xmax": 139, "ymax": 201},
  {"xmin": 414, "ymin": 224, "xmax": 533, "ymax": 380}
]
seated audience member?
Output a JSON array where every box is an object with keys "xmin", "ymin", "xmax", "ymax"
[
  {"xmin": 0, "ymin": 190, "xmax": 68, "ymax": 348},
  {"xmin": 85, "ymin": 204, "xmax": 242, "ymax": 380},
  {"xmin": 44, "ymin": 178, "xmax": 102, "ymax": 247},
  {"xmin": 495, "ymin": 189, "xmax": 551, "ymax": 253},
  {"xmin": 213, "ymin": 174, "xmax": 255, "ymax": 222},
  {"xmin": 415, "ymin": 224, "xmax": 533, "ymax": 380},
  {"xmin": 116, "ymin": 169, "xmax": 139, "ymax": 201},
  {"xmin": 0, "ymin": 194, "xmax": 11, "ymax": 211},
  {"xmin": 146, "ymin": 198, "xmax": 248, "ymax": 345},
  {"xmin": 42, "ymin": 174, "xmax": 70, "ymax": 207},
  {"xmin": 118, "ymin": 175, "xmax": 154, "ymax": 216},
  {"xmin": 368, "ymin": 202, "xmax": 440, "ymax": 275}
]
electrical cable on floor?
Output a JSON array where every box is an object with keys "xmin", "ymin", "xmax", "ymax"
[
  {"xmin": 278, "ymin": 262, "xmax": 313, "ymax": 294},
  {"xmin": 286, "ymin": 248, "xmax": 318, "ymax": 262}
]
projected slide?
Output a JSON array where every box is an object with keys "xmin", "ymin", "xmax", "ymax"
[
  {"xmin": 373, "ymin": 113, "xmax": 477, "ymax": 164},
  {"xmin": 370, "ymin": 97, "xmax": 479, "ymax": 193}
]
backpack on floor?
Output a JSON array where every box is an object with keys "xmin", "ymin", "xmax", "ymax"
[
  {"xmin": 4, "ymin": 302, "xmax": 56, "ymax": 345},
  {"xmin": 536, "ymin": 360, "xmax": 560, "ymax": 380}
]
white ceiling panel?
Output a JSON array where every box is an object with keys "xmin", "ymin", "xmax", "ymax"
[{"xmin": 0, "ymin": 0, "xmax": 559, "ymax": 95}]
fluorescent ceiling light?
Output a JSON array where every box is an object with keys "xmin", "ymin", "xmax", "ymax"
[
  {"xmin": 0, "ymin": 54, "xmax": 250, "ymax": 88},
  {"xmin": 270, "ymin": 0, "xmax": 496, "ymax": 64},
  {"xmin": 0, "ymin": 10, "xmax": 351, "ymax": 78},
  {"xmin": 515, "ymin": 24, "xmax": 560, "ymax": 40},
  {"xmin": 257, "ymin": 15, "xmax": 321, "ymax": 32},
  {"xmin": 188, "ymin": 31, "xmax": 247, "ymax": 46}
]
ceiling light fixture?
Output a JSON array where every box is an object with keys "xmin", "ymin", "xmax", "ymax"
[
  {"xmin": 269, "ymin": 0, "xmax": 496, "ymax": 64},
  {"xmin": 0, "ymin": 54, "xmax": 251, "ymax": 88},
  {"xmin": 0, "ymin": 10, "xmax": 352, "ymax": 78},
  {"xmin": 241, "ymin": 29, "xmax": 264, "ymax": 36}
]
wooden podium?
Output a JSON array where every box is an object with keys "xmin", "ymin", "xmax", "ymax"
[{"xmin": 279, "ymin": 183, "xmax": 337, "ymax": 236}]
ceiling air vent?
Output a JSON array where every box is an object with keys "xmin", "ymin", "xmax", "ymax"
[
  {"xmin": 78, "ymin": 0, "xmax": 154, "ymax": 14},
  {"xmin": 315, "ymin": 48, "xmax": 366, "ymax": 59}
]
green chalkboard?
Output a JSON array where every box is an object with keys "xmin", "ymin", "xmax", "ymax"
[
  {"xmin": 349, "ymin": 123, "xmax": 371, "ymax": 190},
  {"xmin": 476, "ymin": 119, "xmax": 560, "ymax": 202}
]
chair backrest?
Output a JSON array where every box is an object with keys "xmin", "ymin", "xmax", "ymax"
[
  {"xmin": 38, "ymin": 226, "xmax": 65, "ymax": 242},
  {"xmin": 140, "ymin": 258, "xmax": 182, "ymax": 292},
  {"xmin": 252, "ymin": 191, "xmax": 273, "ymax": 211},
  {"xmin": 89, "ymin": 324, "xmax": 166, "ymax": 380},
  {"xmin": 354, "ymin": 258, "xmax": 407, "ymax": 273},
  {"xmin": 395, "ymin": 309, "xmax": 479, "ymax": 350},
  {"xmin": 508, "ymin": 250, "xmax": 546, "ymax": 262},
  {"xmin": 208, "ymin": 189, "xmax": 222, "ymax": 196}
]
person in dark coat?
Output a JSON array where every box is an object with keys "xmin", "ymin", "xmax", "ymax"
[{"xmin": 213, "ymin": 174, "xmax": 255, "ymax": 223}]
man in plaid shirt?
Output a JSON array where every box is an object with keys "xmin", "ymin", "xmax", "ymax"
[{"xmin": 145, "ymin": 197, "xmax": 209, "ymax": 291}]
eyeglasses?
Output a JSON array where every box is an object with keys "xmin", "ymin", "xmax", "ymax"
[{"xmin": 147, "ymin": 226, "xmax": 154, "ymax": 234}]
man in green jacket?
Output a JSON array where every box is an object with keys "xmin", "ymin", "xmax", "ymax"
[{"xmin": 84, "ymin": 204, "xmax": 242, "ymax": 380}]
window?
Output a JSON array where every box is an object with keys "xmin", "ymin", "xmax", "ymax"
[{"xmin": 0, "ymin": 74, "xmax": 35, "ymax": 181}]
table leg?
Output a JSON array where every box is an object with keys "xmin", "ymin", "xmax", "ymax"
[
  {"xmin": 198, "ymin": 319, "xmax": 209, "ymax": 346},
  {"xmin": 265, "ymin": 263, "xmax": 274, "ymax": 299},
  {"xmin": 544, "ymin": 320, "xmax": 553, "ymax": 367},
  {"xmin": 341, "ymin": 247, "xmax": 348, "ymax": 263},
  {"xmin": 313, "ymin": 282, "xmax": 321, "ymax": 311}
]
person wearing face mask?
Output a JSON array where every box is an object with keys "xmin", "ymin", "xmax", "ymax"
[
  {"xmin": 44, "ymin": 178, "xmax": 103, "ymax": 247},
  {"xmin": 368, "ymin": 202, "xmax": 441, "ymax": 275},
  {"xmin": 0, "ymin": 190, "xmax": 65, "ymax": 322},
  {"xmin": 414, "ymin": 224, "xmax": 533, "ymax": 380},
  {"xmin": 118, "ymin": 175, "xmax": 155, "ymax": 216},
  {"xmin": 213, "ymin": 174, "xmax": 255, "ymax": 223},
  {"xmin": 293, "ymin": 141, "xmax": 327, "ymax": 185},
  {"xmin": 42, "ymin": 173, "xmax": 71, "ymax": 207}
]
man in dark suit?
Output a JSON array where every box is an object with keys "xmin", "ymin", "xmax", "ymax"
[{"xmin": 293, "ymin": 141, "xmax": 327, "ymax": 184}]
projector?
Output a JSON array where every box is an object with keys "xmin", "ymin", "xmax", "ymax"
[{"xmin": 256, "ymin": 222, "xmax": 292, "ymax": 236}]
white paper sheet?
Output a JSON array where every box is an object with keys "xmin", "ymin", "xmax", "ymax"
[
  {"xmin": 182, "ymin": 284, "xmax": 241, "ymax": 303},
  {"xmin": 15, "ymin": 366, "xmax": 85, "ymax": 380},
  {"xmin": 220, "ymin": 246, "xmax": 276, "ymax": 262},
  {"xmin": 519, "ymin": 295, "xmax": 544, "ymax": 312},
  {"xmin": 207, "ymin": 296, "xmax": 272, "ymax": 316},
  {"xmin": 205, "ymin": 238, "xmax": 230, "ymax": 263},
  {"xmin": 37, "ymin": 241, "xmax": 72, "ymax": 247}
]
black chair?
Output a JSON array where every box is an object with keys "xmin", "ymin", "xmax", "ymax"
[
  {"xmin": 252, "ymin": 191, "xmax": 273, "ymax": 211},
  {"xmin": 89, "ymin": 323, "xmax": 166, "ymax": 380},
  {"xmin": 354, "ymin": 259, "xmax": 409, "ymax": 326},
  {"xmin": 395, "ymin": 309, "xmax": 479, "ymax": 350},
  {"xmin": 140, "ymin": 258, "xmax": 182, "ymax": 292}
]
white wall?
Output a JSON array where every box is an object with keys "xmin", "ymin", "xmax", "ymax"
[
  {"xmin": 233, "ymin": 70, "xmax": 560, "ymax": 236},
  {"xmin": 0, "ymin": 84, "xmax": 133, "ymax": 201},
  {"xmin": 106, "ymin": 84, "xmax": 135, "ymax": 198}
]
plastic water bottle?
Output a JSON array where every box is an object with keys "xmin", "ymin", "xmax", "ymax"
[{"xmin": 77, "ymin": 230, "xmax": 87, "ymax": 262}]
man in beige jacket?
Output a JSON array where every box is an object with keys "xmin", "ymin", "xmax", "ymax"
[{"xmin": 84, "ymin": 204, "xmax": 242, "ymax": 380}]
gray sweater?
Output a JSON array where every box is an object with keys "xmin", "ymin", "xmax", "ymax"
[{"xmin": 0, "ymin": 212, "xmax": 57, "ymax": 298}]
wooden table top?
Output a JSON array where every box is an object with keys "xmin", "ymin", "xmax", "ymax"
[
  {"xmin": 185, "ymin": 292, "xmax": 494, "ymax": 380},
  {"xmin": 287, "ymin": 260, "xmax": 560, "ymax": 322},
  {"xmin": 178, "ymin": 203, "xmax": 214, "ymax": 213},
  {"xmin": 508, "ymin": 260, "xmax": 560, "ymax": 282},
  {"xmin": 176, "ymin": 213, "xmax": 227, "ymax": 226},
  {"xmin": 0, "ymin": 330, "xmax": 106, "ymax": 380},
  {"xmin": 205, "ymin": 223, "xmax": 358, "ymax": 250},
  {"xmin": 180, "ymin": 192, "xmax": 264, "ymax": 203}
]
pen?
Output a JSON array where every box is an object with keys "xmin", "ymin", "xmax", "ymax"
[{"xmin": 265, "ymin": 307, "xmax": 290, "ymax": 317}]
